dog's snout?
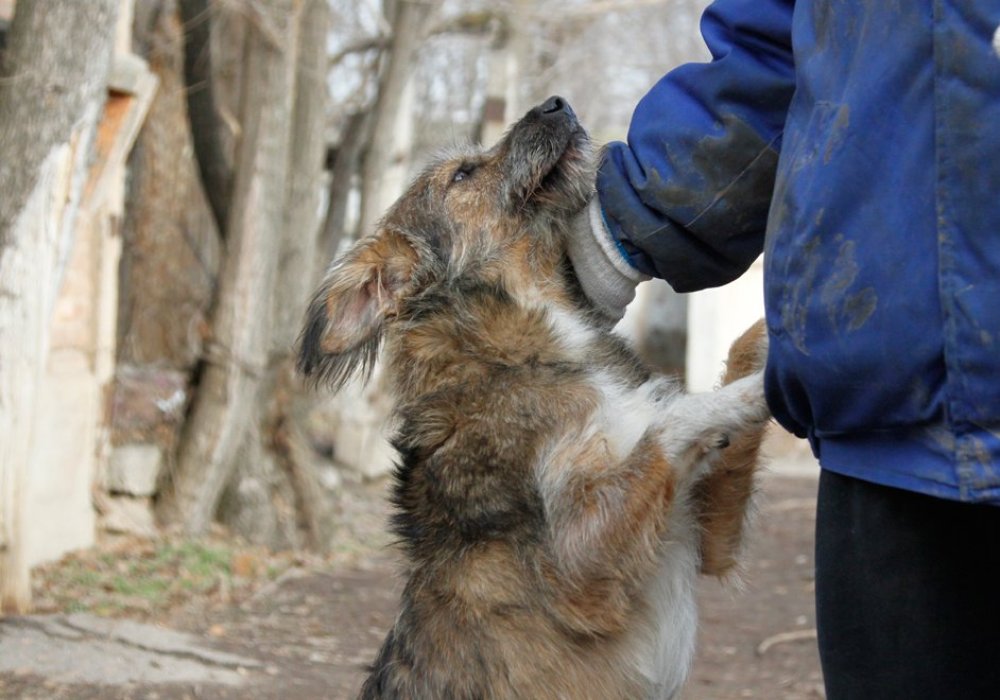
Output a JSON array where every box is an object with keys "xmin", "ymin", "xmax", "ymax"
[
  {"xmin": 540, "ymin": 95, "xmax": 573, "ymax": 118},
  {"xmin": 540, "ymin": 96, "xmax": 565, "ymax": 114},
  {"xmin": 498, "ymin": 94, "xmax": 589, "ymax": 213}
]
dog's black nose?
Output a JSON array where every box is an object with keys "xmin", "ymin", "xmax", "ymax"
[{"xmin": 540, "ymin": 95, "xmax": 572, "ymax": 117}]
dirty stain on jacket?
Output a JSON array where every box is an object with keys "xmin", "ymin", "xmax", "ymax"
[{"xmin": 596, "ymin": 0, "xmax": 1000, "ymax": 503}]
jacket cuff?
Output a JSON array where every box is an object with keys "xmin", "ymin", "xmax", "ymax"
[
  {"xmin": 566, "ymin": 199, "xmax": 650, "ymax": 321},
  {"xmin": 586, "ymin": 198, "xmax": 648, "ymax": 285}
]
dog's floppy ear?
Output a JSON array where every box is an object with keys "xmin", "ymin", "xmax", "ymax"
[{"xmin": 297, "ymin": 229, "xmax": 419, "ymax": 389}]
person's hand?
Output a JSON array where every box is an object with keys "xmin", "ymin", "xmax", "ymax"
[{"xmin": 566, "ymin": 198, "xmax": 650, "ymax": 322}]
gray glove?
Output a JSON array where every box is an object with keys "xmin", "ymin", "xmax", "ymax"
[{"xmin": 566, "ymin": 198, "xmax": 650, "ymax": 322}]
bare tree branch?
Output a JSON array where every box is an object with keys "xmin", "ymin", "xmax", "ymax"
[
  {"xmin": 756, "ymin": 629, "xmax": 819, "ymax": 657},
  {"xmin": 554, "ymin": 0, "xmax": 670, "ymax": 18},
  {"xmin": 329, "ymin": 9, "xmax": 503, "ymax": 68},
  {"xmin": 429, "ymin": 10, "xmax": 504, "ymax": 37},
  {"xmin": 330, "ymin": 34, "xmax": 390, "ymax": 66}
]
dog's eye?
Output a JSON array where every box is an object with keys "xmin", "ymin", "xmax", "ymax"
[{"xmin": 451, "ymin": 164, "xmax": 475, "ymax": 184}]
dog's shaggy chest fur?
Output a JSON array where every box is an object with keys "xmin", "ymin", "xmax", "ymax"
[{"xmin": 298, "ymin": 97, "xmax": 770, "ymax": 700}]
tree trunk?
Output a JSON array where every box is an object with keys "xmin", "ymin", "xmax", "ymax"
[
  {"xmin": 217, "ymin": 0, "xmax": 333, "ymax": 549},
  {"xmin": 118, "ymin": 1, "xmax": 220, "ymax": 371},
  {"xmin": 178, "ymin": 0, "xmax": 233, "ymax": 237},
  {"xmin": 504, "ymin": 0, "xmax": 532, "ymax": 121},
  {"xmin": 319, "ymin": 109, "xmax": 369, "ymax": 277},
  {"xmin": 0, "ymin": 0, "xmax": 119, "ymax": 614},
  {"xmin": 357, "ymin": 0, "xmax": 439, "ymax": 237},
  {"xmin": 110, "ymin": 2, "xmax": 220, "ymax": 547},
  {"xmin": 323, "ymin": 0, "xmax": 442, "ymax": 484},
  {"xmin": 478, "ymin": 22, "xmax": 511, "ymax": 148},
  {"xmin": 274, "ymin": 0, "xmax": 329, "ymax": 348},
  {"xmin": 158, "ymin": 0, "xmax": 334, "ymax": 543},
  {"xmin": 273, "ymin": 0, "xmax": 333, "ymax": 542},
  {"xmin": 156, "ymin": 0, "xmax": 300, "ymax": 534},
  {"xmin": 0, "ymin": 1, "xmax": 118, "ymax": 245}
]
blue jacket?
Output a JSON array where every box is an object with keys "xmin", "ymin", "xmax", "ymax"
[{"xmin": 596, "ymin": 0, "xmax": 1000, "ymax": 504}]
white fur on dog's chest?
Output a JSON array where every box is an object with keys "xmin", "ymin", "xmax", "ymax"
[
  {"xmin": 637, "ymin": 501, "xmax": 701, "ymax": 699},
  {"xmin": 590, "ymin": 372, "xmax": 676, "ymax": 461},
  {"xmin": 546, "ymin": 305, "xmax": 598, "ymax": 362}
]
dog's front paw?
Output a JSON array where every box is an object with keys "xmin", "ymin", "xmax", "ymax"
[
  {"xmin": 730, "ymin": 368, "xmax": 772, "ymax": 422},
  {"xmin": 743, "ymin": 371, "xmax": 771, "ymax": 425}
]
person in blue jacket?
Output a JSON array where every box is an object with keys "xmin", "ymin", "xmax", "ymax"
[{"xmin": 567, "ymin": 1, "xmax": 1000, "ymax": 697}]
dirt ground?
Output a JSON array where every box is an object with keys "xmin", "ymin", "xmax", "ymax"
[{"xmin": 1, "ymin": 472, "xmax": 822, "ymax": 700}]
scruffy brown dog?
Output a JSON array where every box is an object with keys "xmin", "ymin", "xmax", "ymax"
[{"xmin": 298, "ymin": 96, "xmax": 771, "ymax": 700}]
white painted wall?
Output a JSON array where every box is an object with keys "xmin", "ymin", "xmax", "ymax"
[{"xmin": 685, "ymin": 256, "xmax": 765, "ymax": 392}]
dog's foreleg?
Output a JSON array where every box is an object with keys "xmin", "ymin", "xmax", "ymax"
[
  {"xmin": 538, "ymin": 431, "xmax": 681, "ymax": 638},
  {"xmin": 689, "ymin": 417, "xmax": 767, "ymax": 577},
  {"xmin": 689, "ymin": 320, "xmax": 770, "ymax": 576},
  {"xmin": 655, "ymin": 371, "xmax": 769, "ymax": 475},
  {"xmin": 649, "ymin": 368, "xmax": 769, "ymax": 578}
]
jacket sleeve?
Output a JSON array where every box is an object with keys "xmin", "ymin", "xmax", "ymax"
[{"xmin": 596, "ymin": 0, "xmax": 796, "ymax": 293}]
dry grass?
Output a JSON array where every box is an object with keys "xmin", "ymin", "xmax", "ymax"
[
  {"xmin": 28, "ymin": 478, "xmax": 397, "ymax": 623},
  {"xmin": 30, "ymin": 535, "xmax": 301, "ymax": 622}
]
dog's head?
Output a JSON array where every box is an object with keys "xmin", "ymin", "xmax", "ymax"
[{"xmin": 298, "ymin": 96, "xmax": 593, "ymax": 388}]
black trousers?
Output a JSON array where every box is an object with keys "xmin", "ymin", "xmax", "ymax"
[{"xmin": 815, "ymin": 469, "xmax": 1000, "ymax": 700}]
